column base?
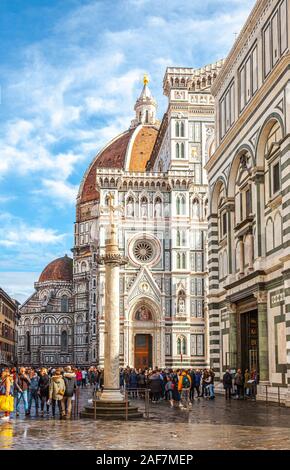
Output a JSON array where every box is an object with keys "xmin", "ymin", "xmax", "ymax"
[{"xmin": 100, "ymin": 388, "xmax": 124, "ymax": 402}]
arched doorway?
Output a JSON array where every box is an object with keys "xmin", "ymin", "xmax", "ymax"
[
  {"xmin": 134, "ymin": 305, "xmax": 153, "ymax": 368},
  {"xmin": 126, "ymin": 299, "xmax": 163, "ymax": 368}
]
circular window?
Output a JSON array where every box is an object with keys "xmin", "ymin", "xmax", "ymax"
[
  {"xmin": 133, "ymin": 240, "xmax": 154, "ymax": 263},
  {"xmin": 128, "ymin": 234, "xmax": 161, "ymax": 267}
]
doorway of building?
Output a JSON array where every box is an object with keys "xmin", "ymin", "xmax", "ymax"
[
  {"xmin": 240, "ymin": 310, "xmax": 259, "ymax": 373},
  {"xmin": 134, "ymin": 334, "xmax": 152, "ymax": 369}
]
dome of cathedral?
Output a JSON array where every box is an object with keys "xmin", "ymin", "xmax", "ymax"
[
  {"xmin": 38, "ymin": 255, "xmax": 73, "ymax": 283},
  {"xmin": 78, "ymin": 76, "xmax": 159, "ymax": 206}
]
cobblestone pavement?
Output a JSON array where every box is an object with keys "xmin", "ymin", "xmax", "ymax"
[{"xmin": 1, "ymin": 387, "xmax": 290, "ymax": 450}]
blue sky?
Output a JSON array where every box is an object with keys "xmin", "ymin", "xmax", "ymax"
[{"xmin": 0, "ymin": 0, "xmax": 255, "ymax": 302}]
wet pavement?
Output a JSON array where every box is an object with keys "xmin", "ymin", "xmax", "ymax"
[{"xmin": 1, "ymin": 387, "xmax": 290, "ymax": 450}]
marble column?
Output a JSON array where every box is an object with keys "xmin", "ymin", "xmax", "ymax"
[
  {"xmin": 228, "ymin": 303, "xmax": 237, "ymax": 370},
  {"xmin": 256, "ymin": 293, "xmax": 269, "ymax": 383},
  {"xmin": 98, "ymin": 194, "xmax": 127, "ymax": 401},
  {"xmin": 248, "ymin": 232, "xmax": 254, "ymax": 271},
  {"xmin": 239, "ymin": 238, "xmax": 245, "ymax": 276}
]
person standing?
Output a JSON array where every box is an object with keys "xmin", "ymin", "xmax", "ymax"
[
  {"xmin": 76, "ymin": 369, "xmax": 82, "ymax": 388},
  {"xmin": 0, "ymin": 369, "xmax": 14, "ymax": 421},
  {"xmin": 49, "ymin": 368, "xmax": 66, "ymax": 419},
  {"xmin": 149, "ymin": 370, "xmax": 162, "ymax": 403},
  {"xmin": 28, "ymin": 368, "xmax": 39, "ymax": 416},
  {"xmin": 194, "ymin": 369, "xmax": 201, "ymax": 398},
  {"xmin": 81, "ymin": 369, "xmax": 87, "ymax": 388},
  {"xmin": 223, "ymin": 369, "xmax": 232, "ymax": 400},
  {"xmin": 15, "ymin": 367, "xmax": 30, "ymax": 416},
  {"xmin": 165, "ymin": 375, "xmax": 174, "ymax": 407},
  {"xmin": 189, "ymin": 369, "xmax": 196, "ymax": 401},
  {"xmin": 62, "ymin": 366, "xmax": 76, "ymax": 419},
  {"xmin": 208, "ymin": 369, "xmax": 215, "ymax": 400},
  {"xmin": 201, "ymin": 369, "xmax": 209, "ymax": 398},
  {"xmin": 38, "ymin": 368, "xmax": 50, "ymax": 417},
  {"xmin": 234, "ymin": 369, "xmax": 244, "ymax": 399},
  {"xmin": 244, "ymin": 369, "xmax": 250, "ymax": 398},
  {"xmin": 178, "ymin": 370, "xmax": 192, "ymax": 409}
]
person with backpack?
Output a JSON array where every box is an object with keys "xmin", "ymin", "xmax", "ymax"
[
  {"xmin": 48, "ymin": 368, "xmax": 66, "ymax": 418},
  {"xmin": 62, "ymin": 366, "xmax": 76, "ymax": 419},
  {"xmin": 178, "ymin": 369, "xmax": 191, "ymax": 409},
  {"xmin": 223, "ymin": 369, "xmax": 232, "ymax": 399}
]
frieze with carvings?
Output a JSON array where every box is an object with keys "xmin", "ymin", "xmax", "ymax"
[{"xmin": 190, "ymin": 94, "xmax": 214, "ymax": 106}]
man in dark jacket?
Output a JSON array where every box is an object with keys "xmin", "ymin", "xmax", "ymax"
[
  {"xmin": 234, "ymin": 369, "xmax": 244, "ymax": 399},
  {"xmin": 189, "ymin": 369, "xmax": 196, "ymax": 401},
  {"xmin": 62, "ymin": 366, "xmax": 76, "ymax": 419},
  {"xmin": 223, "ymin": 369, "xmax": 232, "ymax": 399},
  {"xmin": 15, "ymin": 367, "xmax": 31, "ymax": 416}
]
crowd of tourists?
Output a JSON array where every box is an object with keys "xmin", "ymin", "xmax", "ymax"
[
  {"xmin": 0, "ymin": 365, "xmax": 257, "ymax": 421},
  {"xmin": 0, "ymin": 365, "xmax": 83, "ymax": 421}
]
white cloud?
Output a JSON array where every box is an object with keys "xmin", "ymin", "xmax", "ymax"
[
  {"xmin": 0, "ymin": 226, "xmax": 65, "ymax": 247},
  {"xmin": 0, "ymin": 212, "xmax": 67, "ymax": 250},
  {"xmin": 39, "ymin": 179, "xmax": 79, "ymax": 206},
  {"xmin": 0, "ymin": 272, "xmax": 39, "ymax": 304}
]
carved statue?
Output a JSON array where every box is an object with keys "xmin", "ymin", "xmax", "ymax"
[
  {"xmin": 178, "ymin": 298, "xmax": 185, "ymax": 314},
  {"xmin": 141, "ymin": 200, "xmax": 147, "ymax": 218},
  {"xmin": 154, "ymin": 199, "xmax": 161, "ymax": 217},
  {"xmin": 127, "ymin": 198, "xmax": 134, "ymax": 217}
]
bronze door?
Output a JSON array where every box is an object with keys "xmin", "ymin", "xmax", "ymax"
[
  {"xmin": 134, "ymin": 334, "xmax": 152, "ymax": 369},
  {"xmin": 240, "ymin": 310, "xmax": 259, "ymax": 373}
]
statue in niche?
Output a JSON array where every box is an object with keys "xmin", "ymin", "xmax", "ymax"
[
  {"xmin": 154, "ymin": 198, "xmax": 162, "ymax": 218},
  {"xmin": 141, "ymin": 199, "xmax": 148, "ymax": 218},
  {"xmin": 177, "ymin": 291, "xmax": 186, "ymax": 315},
  {"xmin": 127, "ymin": 198, "xmax": 134, "ymax": 217},
  {"xmin": 192, "ymin": 199, "xmax": 200, "ymax": 219},
  {"xmin": 135, "ymin": 305, "xmax": 152, "ymax": 321}
]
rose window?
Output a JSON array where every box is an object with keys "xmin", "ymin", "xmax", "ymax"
[{"xmin": 133, "ymin": 240, "xmax": 154, "ymax": 263}]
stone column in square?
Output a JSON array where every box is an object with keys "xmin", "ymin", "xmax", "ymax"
[{"xmin": 98, "ymin": 193, "xmax": 127, "ymax": 401}]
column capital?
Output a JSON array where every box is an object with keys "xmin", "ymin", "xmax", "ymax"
[
  {"xmin": 225, "ymin": 300, "xmax": 237, "ymax": 314},
  {"xmin": 251, "ymin": 166, "xmax": 264, "ymax": 183},
  {"xmin": 254, "ymin": 290, "xmax": 267, "ymax": 304}
]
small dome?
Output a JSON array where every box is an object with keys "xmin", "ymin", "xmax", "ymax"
[{"xmin": 39, "ymin": 255, "xmax": 73, "ymax": 283}]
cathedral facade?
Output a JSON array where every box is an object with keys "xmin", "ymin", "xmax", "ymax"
[
  {"xmin": 74, "ymin": 64, "xmax": 223, "ymax": 368},
  {"xmin": 18, "ymin": 62, "xmax": 223, "ymax": 368},
  {"xmin": 206, "ymin": 0, "xmax": 290, "ymax": 403}
]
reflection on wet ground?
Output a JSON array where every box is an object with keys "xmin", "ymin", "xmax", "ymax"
[{"xmin": 1, "ymin": 388, "xmax": 290, "ymax": 450}]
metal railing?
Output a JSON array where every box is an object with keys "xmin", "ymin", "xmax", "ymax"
[
  {"xmin": 263, "ymin": 384, "xmax": 284, "ymax": 407},
  {"xmin": 123, "ymin": 387, "xmax": 150, "ymax": 421}
]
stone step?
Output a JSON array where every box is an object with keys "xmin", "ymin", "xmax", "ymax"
[
  {"xmin": 90, "ymin": 400, "xmax": 130, "ymax": 408},
  {"xmin": 80, "ymin": 410, "xmax": 144, "ymax": 420},
  {"xmin": 83, "ymin": 405, "xmax": 141, "ymax": 414}
]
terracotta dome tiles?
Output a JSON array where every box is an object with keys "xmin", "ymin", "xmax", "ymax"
[
  {"xmin": 79, "ymin": 125, "xmax": 158, "ymax": 205},
  {"xmin": 129, "ymin": 127, "xmax": 158, "ymax": 172},
  {"xmin": 39, "ymin": 255, "xmax": 73, "ymax": 283}
]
